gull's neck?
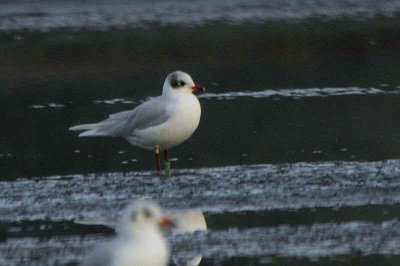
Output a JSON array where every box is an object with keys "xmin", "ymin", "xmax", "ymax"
[{"xmin": 163, "ymin": 87, "xmax": 195, "ymax": 100}]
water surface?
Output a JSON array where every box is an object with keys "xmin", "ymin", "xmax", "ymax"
[{"xmin": 1, "ymin": 1, "xmax": 400, "ymax": 265}]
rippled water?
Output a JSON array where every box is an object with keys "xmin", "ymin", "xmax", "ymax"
[
  {"xmin": 2, "ymin": 1, "xmax": 400, "ymax": 265},
  {"xmin": 1, "ymin": 0, "xmax": 400, "ymax": 31},
  {"xmin": 2, "ymin": 160, "xmax": 400, "ymax": 265}
]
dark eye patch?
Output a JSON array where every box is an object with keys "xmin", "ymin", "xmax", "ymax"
[
  {"xmin": 143, "ymin": 208, "xmax": 152, "ymax": 219},
  {"xmin": 171, "ymin": 80, "xmax": 186, "ymax": 88}
]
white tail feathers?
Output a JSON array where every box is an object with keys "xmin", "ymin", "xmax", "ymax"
[
  {"xmin": 69, "ymin": 110, "xmax": 132, "ymax": 138},
  {"xmin": 69, "ymin": 123, "xmax": 115, "ymax": 137},
  {"xmin": 78, "ymin": 130, "xmax": 106, "ymax": 137}
]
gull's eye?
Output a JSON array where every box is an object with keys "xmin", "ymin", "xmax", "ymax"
[
  {"xmin": 171, "ymin": 80, "xmax": 186, "ymax": 88},
  {"xmin": 143, "ymin": 208, "xmax": 152, "ymax": 219}
]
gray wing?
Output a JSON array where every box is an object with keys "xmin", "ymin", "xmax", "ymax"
[
  {"xmin": 116, "ymin": 97, "xmax": 169, "ymax": 136},
  {"xmin": 70, "ymin": 97, "xmax": 169, "ymax": 137}
]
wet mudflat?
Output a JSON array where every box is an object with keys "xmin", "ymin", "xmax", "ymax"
[{"xmin": 2, "ymin": 0, "xmax": 400, "ymax": 265}]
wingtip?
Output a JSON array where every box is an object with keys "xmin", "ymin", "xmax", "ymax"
[{"xmin": 78, "ymin": 131, "xmax": 92, "ymax": 137}]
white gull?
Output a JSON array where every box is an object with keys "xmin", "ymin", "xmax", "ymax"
[{"xmin": 70, "ymin": 71, "xmax": 205, "ymax": 174}]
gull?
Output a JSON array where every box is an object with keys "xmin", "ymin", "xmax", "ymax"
[
  {"xmin": 70, "ymin": 71, "xmax": 205, "ymax": 175},
  {"xmin": 81, "ymin": 200, "xmax": 174, "ymax": 266},
  {"xmin": 76, "ymin": 210, "xmax": 207, "ymax": 266}
]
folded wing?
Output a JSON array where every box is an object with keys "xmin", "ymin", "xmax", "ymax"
[{"xmin": 69, "ymin": 97, "xmax": 170, "ymax": 137}]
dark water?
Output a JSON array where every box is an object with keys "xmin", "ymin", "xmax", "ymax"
[{"xmin": 2, "ymin": 1, "xmax": 400, "ymax": 265}]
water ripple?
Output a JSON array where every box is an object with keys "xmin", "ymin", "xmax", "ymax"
[
  {"xmin": 1, "ymin": 159, "xmax": 400, "ymax": 222},
  {"xmin": 199, "ymin": 87, "xmax": 400, "ymax": 100},
  {"xmin": 1, "ymin": 0, "xmax": 400, "ymax": 31}
]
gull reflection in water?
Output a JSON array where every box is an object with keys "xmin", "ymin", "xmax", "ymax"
[{"xmin": 169, "ymin": 211, "xmax": 207, "ymax": 266}]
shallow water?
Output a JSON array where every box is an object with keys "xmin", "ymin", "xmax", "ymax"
[
  {"xmin": 2, "ymin": 160, "xmax": 400, "ymax": 265},
  {"xmin": 2, "ymin": 1, "xmax": 400, "ymax": 265}
]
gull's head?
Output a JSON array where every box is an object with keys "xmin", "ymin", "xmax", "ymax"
[
  {"xmin": 118, "ymin": 200, "xmax": 174, "ymax": 237},
  {"xmin": 163, "ymin": 71, "xmax": 205, "ymax": 96}
]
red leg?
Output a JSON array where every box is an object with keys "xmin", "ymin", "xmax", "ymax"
[
  {"xmin": 155, "ymin": 148, "xmax": 161, "ymax": 175},
  {"xmin": 163, "ymin": 150, "xmax": 169, "ymax": 163}
]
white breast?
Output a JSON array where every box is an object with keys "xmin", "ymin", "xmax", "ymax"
[
  {"xmin": 111, "ymin": 232, "xmax": 169, "ymax": 266},
  {"xmin": 132, "ymin": 93, "xmax": 201, "ymax": 151}
]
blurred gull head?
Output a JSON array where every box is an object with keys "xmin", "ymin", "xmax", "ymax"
[
  {"xmin": 82, "ymin": 200, "xmax": 173, "ymax": 266},
  {"xmin": 117, "ymin": 200, "xmax": 174, "ymax": 237}
]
